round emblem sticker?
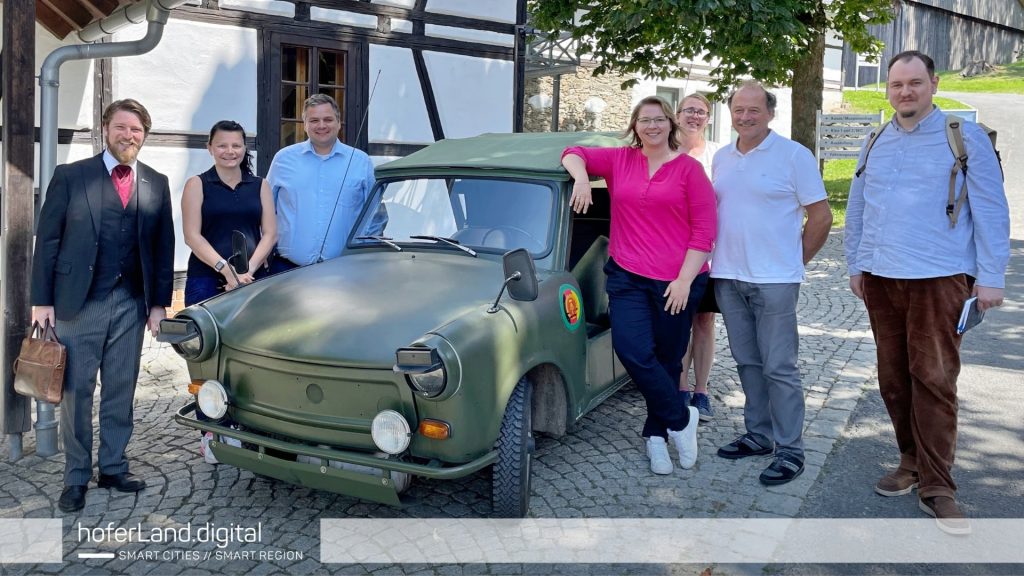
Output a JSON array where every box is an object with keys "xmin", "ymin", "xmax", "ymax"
[{"xmin": 559, "ymin": 284, "xmax": 583, "ymax": 332}]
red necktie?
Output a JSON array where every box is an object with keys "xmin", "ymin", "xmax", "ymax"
[{"xmin": 112, "ymin": 165, "xmax": 133, "ymax": 208}]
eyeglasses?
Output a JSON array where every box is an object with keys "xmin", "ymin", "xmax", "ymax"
[
  {"xmin": 679, "ymin": 108, "xmax": 709, "ymax": 118},
  {"xmin": 636, "ymin": 116, "xmax": 669, "ymax": 126}
]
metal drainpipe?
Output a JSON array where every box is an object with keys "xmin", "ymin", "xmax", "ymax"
[{"xmin": 30, "ymin": 0, "xmax": 189, "ymax": 458}]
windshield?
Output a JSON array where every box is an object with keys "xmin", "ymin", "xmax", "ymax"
[{"xmin": 350, "ymin": 177, "xmax": 554, "ymax": 255}]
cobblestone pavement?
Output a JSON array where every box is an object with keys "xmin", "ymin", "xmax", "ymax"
[{"xmin": 0, "ymin": 232, "xmax": 879, "ymax": 575}]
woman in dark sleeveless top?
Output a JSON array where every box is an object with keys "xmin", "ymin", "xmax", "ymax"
[{"xmin": 182, "ymin": 121, "xmax": 277, "ymax": 306}]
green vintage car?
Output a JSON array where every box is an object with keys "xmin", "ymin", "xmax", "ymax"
[{"xmin": 164, "ymin": 131, "xmax": 631, "ymax": 517}]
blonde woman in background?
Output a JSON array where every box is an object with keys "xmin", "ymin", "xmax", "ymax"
[{"xmin": 677, "ymin": 93, "xmax": 721, "ymax": 422}]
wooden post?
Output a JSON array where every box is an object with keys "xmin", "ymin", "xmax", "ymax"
[{"xmin": 2, "ymin": 0, "xmax": 36, "ymax": 460}]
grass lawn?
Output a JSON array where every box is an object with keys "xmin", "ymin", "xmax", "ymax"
[
  {"xmin": 936, "ymin": 60, "xmax": 1024, "ymax": 94},
  {"xmin": 841, "ymin": 90, "xmax": 967, "ymax": 117},
  {"xmin": 857, "ymin": 60, "xmax": 1024, "ymax": 94},
  {"xmin": 823, "ymin": 159, "xmax": 857, "ymax": 228}
]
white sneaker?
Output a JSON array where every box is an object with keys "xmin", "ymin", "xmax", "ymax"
[
  {"xmin": 668, "ymin": 406, "xmax": 700, "ymax": 469},
  {"xmin": 646, "ymin": 436, "xmax": 673, "ymax": 475},
  {"xmin": 200, "ymin": 432, "xmax": 219, "ymax": 464}
]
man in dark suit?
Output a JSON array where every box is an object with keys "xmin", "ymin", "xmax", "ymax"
[{"xmin": 30, "ymin": 99, "xmax": 174, "ymax": 513}]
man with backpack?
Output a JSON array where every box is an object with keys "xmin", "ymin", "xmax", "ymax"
[{"xmin": 845, "ymin": 50, "xmax": 1010, "ymax": 535}]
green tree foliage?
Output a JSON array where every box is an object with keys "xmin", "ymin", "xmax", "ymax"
[{"xmin": 529, "ymin": 0, "xmax": 894, "ymax": 149}]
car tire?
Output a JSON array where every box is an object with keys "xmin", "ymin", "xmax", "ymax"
[{"xmin": 492, "ymin": 377, "xmax": 534, "ymax": 518}]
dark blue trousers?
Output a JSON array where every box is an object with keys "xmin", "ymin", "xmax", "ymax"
[{"xmin": 605, "ymin": 258, "xmax": 707, "ymax": 439}]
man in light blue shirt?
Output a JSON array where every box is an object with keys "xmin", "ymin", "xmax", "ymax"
[
  {"xmin": 267, "ymin": 94, "xmax": 376, "ymax": 270},
  {"xmin": 845, "ymin": 50, "xmax": 1010, "ymax": 534}
]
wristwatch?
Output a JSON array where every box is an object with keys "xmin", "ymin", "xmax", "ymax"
[{"xmin": 214, "ymin": 259, "xmax": 227, "ymax": 272}]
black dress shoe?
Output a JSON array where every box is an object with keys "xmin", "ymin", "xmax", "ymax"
[
  {"xmin": 58, "ymin": 485, "xmax": 87, "ymax": 512},
  {"xmin": 97, "ymin": 473, "xmax": 146, "ymax": 493}
]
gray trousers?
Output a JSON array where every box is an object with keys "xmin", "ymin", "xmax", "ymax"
[
  {"xmin": 715, "ymin": 279, "xmax": 804, "ymax": 460},
  {"xmin": 56, "ymin": 284, "xmax": 146, "ymax": 486}
]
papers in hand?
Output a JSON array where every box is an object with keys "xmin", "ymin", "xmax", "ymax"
[{"xmin": 956, "ymin": 297, "xmax": 985, "ymax": 335}]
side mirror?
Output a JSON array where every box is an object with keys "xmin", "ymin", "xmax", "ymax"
[
  {"xmin": 488, "ymin": 248, "xmax": 539, "ymax": 313},
  {"xmin": 229, "ymin": 230, "xmax": 250, "ymax": 275},
  {"xmin": 504, "ymin": 248, "xmax": 539, "ymax": 301}
]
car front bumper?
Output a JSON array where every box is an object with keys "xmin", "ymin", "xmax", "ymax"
[{"xmin": 175, "ymin": 402, "xmax": 497, "ymax": 506}]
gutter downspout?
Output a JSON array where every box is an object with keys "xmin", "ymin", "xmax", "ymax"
[{"xmin": 29, "ymin": 0, "xmax": 190, "ymax": 458}]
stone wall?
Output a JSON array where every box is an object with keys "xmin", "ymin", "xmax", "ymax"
[{"xmin": 524, "ymin": 65, "xmax": 634, "ymax": 133}]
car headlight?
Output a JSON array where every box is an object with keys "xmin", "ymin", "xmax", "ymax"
[
  {"xmin": 159, "ymin": 318, "xmax": 202, "ymax": 359},
  {"xmin": 197, "ymin": 379, "xmax": 229, "ymax": 420},
  {"xmin": 371, "ymin": 410, "xmax": 411, "ymax": 454},
  {"xmin": 176, "ymin": 336, "xmax": 203, "ymax": 359},
  {"xmin": 394, "ymin": 347, "xmax": 447, "ymax": 398},
  {"xmin": 159, "ymin": 309, "xmax": 217, "ymax": 363}
]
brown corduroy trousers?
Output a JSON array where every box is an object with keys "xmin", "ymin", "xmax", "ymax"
[{"xmin": 862, "ymin": 273, "xmax": 971, "ymax": 499}]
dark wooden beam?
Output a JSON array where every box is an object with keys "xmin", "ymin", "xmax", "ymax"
[
  {"xmin": 77, "ymin": 0, "xmax": 123, "ymax": 19},
  {"xmin": 45, "ymin": 0, "xmax": 95, "ymax": 28},
  {"xmin": 2, "ymin": 0, "xmax": 35, "ymax": 438},
  {"xmin": 412, "ymin": 49, "xmax": 444, "ymax": 142},
  {"xmin": 35, "ymin": 1, "xmax": 75, "ymax": 39}
]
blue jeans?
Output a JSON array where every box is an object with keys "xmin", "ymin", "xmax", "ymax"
[
  {"xmin": 268, "ymin": 254, "xmax": 299, "ymax": 275},
  {"xmin": 714, "ymin": 279, "xmax": 804, "ymax": 460},
  {"xmin": 605, "ymin": 258, "xmax": 707, "ymax": 439},
  {"xmin": 184, "ymin": 267, "xmax": 269, "ymax": 307},
  {"xmin": 184, "ymin": 276, "xmax": 222, "ymax": 307}
]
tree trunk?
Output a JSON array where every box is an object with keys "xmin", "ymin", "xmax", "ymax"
[{"xmin": 791, "ymin": 29, "xmax": 825, "ymax": 153}]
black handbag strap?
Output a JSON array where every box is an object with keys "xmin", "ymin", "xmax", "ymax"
[
  {"xmin": 42, "ymin": 320, "xmax": 59, "ymax": 343},
  {"xmin": 30, "ymin": 320, "xmax": 61, "ymax": 343}
]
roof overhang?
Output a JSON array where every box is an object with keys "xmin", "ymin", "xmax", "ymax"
[{"xmin": 36, "ymin": 0, "xmax": 142, "ymax": 40}]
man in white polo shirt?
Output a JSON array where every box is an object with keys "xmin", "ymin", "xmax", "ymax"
[{"xmin": 711, "ymin": 81, "xmax": 833, "ymax": 485}]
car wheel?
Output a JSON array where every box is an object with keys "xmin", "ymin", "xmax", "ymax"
[{"xmin": 492, "ymin": 377, "xmax": 534, "ymax": 517}]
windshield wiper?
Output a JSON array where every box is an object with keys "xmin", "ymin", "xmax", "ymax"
[
  {"xmin": 356, "ymin": 235, "xmax": 402, "ymax": 252},
  {"xmin": 410, "ymin": 235, "xmax": 477, "ymax": 257}
]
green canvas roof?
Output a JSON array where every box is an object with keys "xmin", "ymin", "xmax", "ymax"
[{"xmin": 376, "ymin": 131, "xmax": 627, "ymax": 177}]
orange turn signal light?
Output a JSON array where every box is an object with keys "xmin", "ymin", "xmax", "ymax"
[
  {"xmin": 418, "ymin": 419, "xmax": 451, "ymax": 440},
  {"xmin": 187, "ymin": 379, "xmax": 204, "ymax": 395}
]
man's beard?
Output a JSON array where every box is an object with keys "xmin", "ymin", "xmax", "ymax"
[{"xmin": 108, "ymin": 139, "xmax": 141, "ymax": 164}]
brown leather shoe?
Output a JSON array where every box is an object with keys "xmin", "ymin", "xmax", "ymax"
[
  {"xmin": 874, "ymin": 468, "xmax": 919, "ymax": 497},
  {"xmin": 919, "ymin": 496, "xmax": 972, "ymax": 535}
]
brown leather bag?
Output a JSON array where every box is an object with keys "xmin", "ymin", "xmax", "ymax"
[{"xmin": 13, "ymin": 321, "xmax": 66, "ymax": 404}]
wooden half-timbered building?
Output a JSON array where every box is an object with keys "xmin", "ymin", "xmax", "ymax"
[{"xmin": 18, "ymin": 0, "xmax": 526, "ymax": 272}]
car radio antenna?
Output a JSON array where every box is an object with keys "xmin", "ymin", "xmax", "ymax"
[{"xmin": 315, "ymin": 69, "xmax": 382, "ymax": 263}]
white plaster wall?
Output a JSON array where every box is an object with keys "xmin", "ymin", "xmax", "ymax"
[
  {"xmin": 768, "ymin": 87, "xmax": 793, "ymax": 141},
  {"xmin": 218, "ymin": 0, "xmax": 295, "ymax": 18},
  {"xmin": 0, "ymin": 143, "xmax": 95, "ymax": 189},
  {"xmin": 372, "ymin": 156, "xmax": 401, "ymax": 167},
  {"xmin": 391, "ymin": 19, "xmax": 414, "ymax": 34},
  {"xmin": 422, "ymin": 51, "xmax": 513, "ymax": 138},
  {"xmin": 368, "ymin": 46, "xmax": 434, "ymax": 144},
  {"xmin": 311, "ymin": 8, "xmax": 378, "ymax": 29},
  {"xmin": 425, "ymin": 25, "xmax": 514, "ymax": 47},
  {"xmin": 0, "ymin": 19, "xmax": 96, "ymax": 128},
  {"xmin": 824, "ymin": 35, "xmax": 843, "ymax": 86},
  {"xmin": 112, "ymin": 19, "xmax": 258, "ymax": 133},
  {"xmin": 135, "ymin": 146, "xmax": 219, "ymax": 269},
  {"xmin": 373, "ymin": 0, "xmax": 416, "ymax": 8},
  {"xmin": 426, "ymin": 0, "xmax": 517, "ymax": 24}
]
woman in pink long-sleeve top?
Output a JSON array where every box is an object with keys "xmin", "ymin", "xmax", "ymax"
[{"xmin": 561, "ymin": 95, "xmax": 717, "ymax": 476}]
